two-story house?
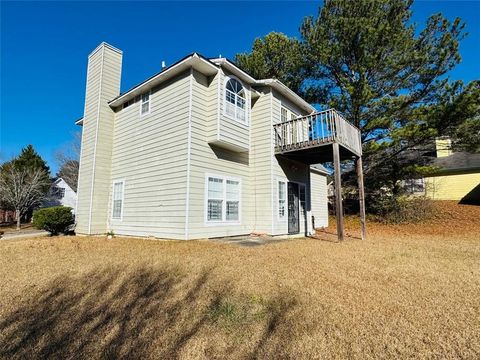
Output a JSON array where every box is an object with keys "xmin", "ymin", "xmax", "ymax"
[{"xmin": 75, "ymin": 42, "xmax": 362, "ymax": 240}]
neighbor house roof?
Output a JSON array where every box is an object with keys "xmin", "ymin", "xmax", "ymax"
[{"xmin": 431, "ymin": 152, "xmax": 480, "ymax": 174}]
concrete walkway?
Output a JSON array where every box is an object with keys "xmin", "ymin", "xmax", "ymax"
[
  {"xmin": 1, "ymin": 229, "xmax": 49, "ymax": 240},
  {"xmin": 209, "ymin": 234, "xmax": 295, "ymax": 247}
]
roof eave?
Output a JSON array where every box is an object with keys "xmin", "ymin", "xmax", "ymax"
[
  {"xmin": 108, "ymin": 53, "xmax": 219, "ymax": 108},
  {"xmin": 210, "ymin": 58, "xmax": 256, "ymax": 85},
  {"xmin": 255, "ymin": 79, "xmax": 315, "ymax": 113}
]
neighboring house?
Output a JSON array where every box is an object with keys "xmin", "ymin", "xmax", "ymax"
[
  {"xmin": 44, "ymin": 178, "xmax": 78, "ymax": 211},
  {"xmin": 423, "ymin": 139, "xmax": 480, "ymax": 204},
  {"xmin": 75, "ymin": 42, "xmax": 361, "ymax": 240},
  {"xmin": 0, "ymin": 210, "xmax": 15, "ymax": 224}
]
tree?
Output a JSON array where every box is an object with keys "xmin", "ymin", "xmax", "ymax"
[
  {"xmin": 0, "ymin": 145, "xmax": 51, "ymax": 229},
  {"xmin": 236, "ymin": 32, "xmax": 307, "ymax": 93},
  {"xmin": 0, "ymin": 163, "xmax": 50, "ymax": 229},
  {"xmin": 237, "ymin": 0, "xmax": 478, "ymax": 214},
  {"xmin": 55, "ymin": 132, "xmax": 81, "ymax": 191},
  {"xmin": 14, "ymin": 144, "xmax": 50, "ymax": 174}
]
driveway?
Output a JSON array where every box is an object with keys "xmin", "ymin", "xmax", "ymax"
[{"xmin": 1, "ymin": 229, "xmax": 49, "ymax": 240}]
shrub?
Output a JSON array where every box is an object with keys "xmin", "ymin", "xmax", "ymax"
[
  {"xmin": 33, "ymin": 206, "xmax": 74, "ymax": 235},
  {"xmin": 369, "ymin": 195, "xmax": 434, "ymax": 224}
]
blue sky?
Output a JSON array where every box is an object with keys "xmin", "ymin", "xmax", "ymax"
[{"xmin": 1, "ymin": 1, "xmax": 479, "ymax": 173}]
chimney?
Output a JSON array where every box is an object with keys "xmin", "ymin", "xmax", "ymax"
[
  {"xmin": 161, "ymin": 61, "xmax": 166, "ymax": 70},
  {"xmin": 76, "ymin": 42, "xmax": 123, "ymax": 235}
]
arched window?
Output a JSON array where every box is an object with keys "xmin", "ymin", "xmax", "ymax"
[{"xmin": 224, "ymin": 77, "xmax": 247, "ymax": 124}]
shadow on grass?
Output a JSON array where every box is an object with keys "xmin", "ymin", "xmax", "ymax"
[{"xmin": 0, "ymin": 266, "xmax": 297, "ymax": 359}]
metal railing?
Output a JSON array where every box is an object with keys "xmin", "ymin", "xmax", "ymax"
[{"xmin": 273, "ymin": 109, "xmax": 362, "ymax": 156}]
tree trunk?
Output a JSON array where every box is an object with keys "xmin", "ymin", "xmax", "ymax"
[{"xmin": 16, "ymin": 210, "xmax": 21, "ymax": 230}]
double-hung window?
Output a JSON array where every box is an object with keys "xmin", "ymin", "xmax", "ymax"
[
  {"xmin": 278, "ymin": 180, "xmax": 286, "ymax": 219},
  {"xmin": 224, "ymin": 78, "xmax": 247, "ymax": 124},
  {"xmin": 207, "ymin": 175, "xmax": 241, "ymax": 223},
  {"xmin": 112, "ymin": 180, "xmax": 124, "ymax": 220},
  {"xmin": 140, "ymin": 92, "xmax": 150, "ymax": 115}
]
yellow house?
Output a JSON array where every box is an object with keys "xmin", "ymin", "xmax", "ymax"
[{"xmin": 424, "ymin": 140, "xmax": 480, "ymax": 204}]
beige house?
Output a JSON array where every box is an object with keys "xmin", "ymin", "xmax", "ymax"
[{"xmin": 75, "ymin": 42, "xmax": 361, "ymax": 240}]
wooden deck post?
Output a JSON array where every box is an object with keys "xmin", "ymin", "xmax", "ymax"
[
  {"xmin": 356, "ymin": 156, "xmax": 366, "ymax": 240},
  {"xmin": 333, "ymin": 143, "xmax": 344, "ymax": 241}
]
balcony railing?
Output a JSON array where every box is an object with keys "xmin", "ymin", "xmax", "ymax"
[{"xmin": 273, "ymin": 109, "xmax": 362, "ymax": 156}]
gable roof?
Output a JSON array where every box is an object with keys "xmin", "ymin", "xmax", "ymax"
[
  {"xmin": 53, "ymin": 177, "xmax": 76, "ymax": 193},
  {"xmin": 106, "ymin": 52, "xmax": 314, "ymax": 113},
  {"xmin": 109, "ymin": 53, "xmax": 218, "ymax": 108}
]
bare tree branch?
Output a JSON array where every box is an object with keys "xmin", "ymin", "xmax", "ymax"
[{"xmin": 0, "ymin": 165, "xmax": 50, "ymax": 229}]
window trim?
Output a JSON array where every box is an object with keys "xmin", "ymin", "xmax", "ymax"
[
  {"xmin": 204, "ymin": 173, "xmax": 242, "ymax": 225},
  {"xmin": 111, "ymin": 179, "xmax": 125, "ymax": 221},
  {"xmin": 277, "ymin": 178, "xmax": 287, "ymax": 221},
  {"xmin": 140, "ymin": 90, "xmax": 151, "ymax": 116},
  {"xmin": 223, "ymin": 76, "xmax": 248, "ymax": 125}
]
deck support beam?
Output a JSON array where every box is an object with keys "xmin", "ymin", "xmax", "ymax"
[
  {"xmin": 356, "ymin": 156, "xmax": 366, "ymax": 240},
  {"xmin": 333, "ymin": 143, "xmax": 344, "ymax": 241}
]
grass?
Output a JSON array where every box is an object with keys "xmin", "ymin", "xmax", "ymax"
[{"xmin": 0, "ymin": 201, "xmax": 479, "ymax": 359}]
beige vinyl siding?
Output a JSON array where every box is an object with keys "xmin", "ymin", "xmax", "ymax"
[
  {"xmin": 310, "ymin": 171, "xmax": 329, "ymax": 228},
  {"xmin": 187, "ymin": 69, "xmax": 253, "ymax": 239},
  {"xmin": 76, "ymin": 43, "xmax": 122, "ymax": 234},
  {"xmin": 107, "ymin": 71, "xmax": 191, "ymax": 239},
  {"xmin": 271, "ymin": 94, "xmax": 311, "ymax": 235},
  {"xmin": 212, "ymin": 71, "xmax": 251, "ymax": 151},
  {"xmin": 250, "ymin": 88, "xmax": 275, "ymax": 234}
]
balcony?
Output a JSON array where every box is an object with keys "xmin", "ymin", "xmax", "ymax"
[{"xmin": 274, "ymin": 109, "xmax": 362, "ymax": 163}]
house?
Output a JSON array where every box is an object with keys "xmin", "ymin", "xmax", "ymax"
[
  {"xmin": 422, "ymin": 139, "xmax": 480, "ymax": 204},
  {"xmin": 75, "ymin": 42, "xmax": 362, "ymax": 240},
  {"xmin": 44, "ymin": 178, "xmax": 78, "ymax": 211}
]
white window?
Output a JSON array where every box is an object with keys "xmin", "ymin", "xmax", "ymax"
[
  {"xmin": 112, "ymin": 180, "xmax": 124, "ymax": 220},
  {"xmin": 278, "ymin": 180, "xmax": 286, "ymax": 219},
  {"xmin": 299, "ymin": 184, "xmax": 306, "ymax": 214},
  {"xmin": 140, "ymin": 92, "xmax": 150, "ymax": 115},
  {"xmin": 281, "ymin": 107, "xmax": 288, "ymax": 122},
  {"xmin": 52, "ymin": 187, "xmax": 65, "ymax": 199},
  {"xmin": 404, "ymin": 178, "xmax": 425, "ymax": 194},
  {"xmin": 206, "ymin": 175, "xmax": 241, "ymax": 223},
  {"xmin": 224, "ymin": 78, "xmax": 247, "ymax": 124}
]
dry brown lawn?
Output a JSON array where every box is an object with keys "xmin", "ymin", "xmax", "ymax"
[{"xmin": 1, "ymin": 201, "xmax": 479, "ymax": 359}]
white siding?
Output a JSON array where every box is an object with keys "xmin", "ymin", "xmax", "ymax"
[
  {"xmin": 310, "ymin": 171, "xmax": 329, "ymax": 228},
  {"xmin": 107, "ymin": 71, "xmax": 191, "ymax": 239}
]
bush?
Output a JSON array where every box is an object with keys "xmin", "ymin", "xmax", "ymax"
[
  {"xmin": 369, "ymin": 195, "xmax": 434, "ymax": 224},
  {"xmin": 33, "ymin": 206, "xmax": 74, "ymax": 235}
]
